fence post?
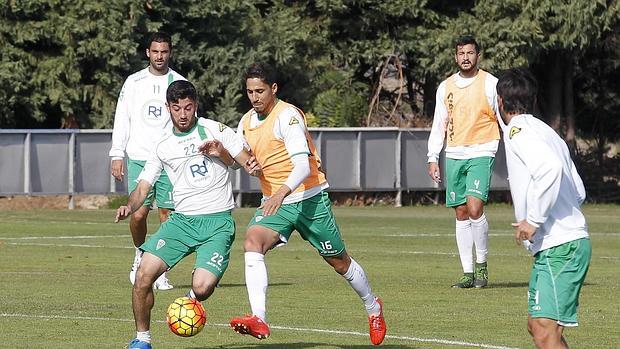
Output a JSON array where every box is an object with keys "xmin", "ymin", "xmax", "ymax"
[
  {"xmin": 395, "ymin": 130, "xmax": 402, "ymax": 207},
  {"xmin": 68, "ymin": 132, "xmax": 76, "ymax": 210}
]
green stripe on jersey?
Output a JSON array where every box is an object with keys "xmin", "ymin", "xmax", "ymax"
[{"xmin": 197, "ymin": 124, "xmax": 208, "ymax": 140}]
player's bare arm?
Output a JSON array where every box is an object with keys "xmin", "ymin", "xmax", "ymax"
[
  {"xmin": 115, "ymin": 180, "xmax": 152, "ymax": 222},
  {"xmin": 428, "ymin": 162, "xmax": 441, "ymax": 183},
  {"xmin": 111, "ymin": 159, "xmax": 125, "ymax": 181}
]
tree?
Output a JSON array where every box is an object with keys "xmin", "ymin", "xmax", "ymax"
[{"xmin": 0, "ymin": 0, "xmax": 150, "ymax": 128}]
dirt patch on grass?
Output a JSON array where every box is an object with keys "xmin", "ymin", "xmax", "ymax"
[{"xmin": 0, "ymin": 195, "xmax": 110, "ymax": 210}]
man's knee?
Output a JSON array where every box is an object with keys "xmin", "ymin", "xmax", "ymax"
[
  {"xmin": 192, "ymin": 269, "xmax": 219, "ymax": 301},
  {"xmin": 528, "ymin": 317, "xmax": 564, "ymax": 348},
  {"xmin": 466, "ymin": 198, "xmax": 484, "ymax": 219},
  {"xmin": 324, "ymin": 253, "xmax": 351, "ymax": 275},
  {"xmin": 244, "ymin": 226, "xmax": 279, "ymax": 254},
  {"xmin": 192, "ymin": 283, "xmax": 215, "ymax": 301},
  {"xmin": 454, "ymin": 205, "xmax": 469, "ymax": 220}
]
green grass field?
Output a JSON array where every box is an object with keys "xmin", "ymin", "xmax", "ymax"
[{"xmin": 0, "ymin": 204, "xmax": 618, "ymax": 348}]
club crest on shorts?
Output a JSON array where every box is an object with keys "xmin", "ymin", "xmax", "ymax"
[{"xmin": 156, "ymin": 239, "xmax": 166, "ymax": 250}]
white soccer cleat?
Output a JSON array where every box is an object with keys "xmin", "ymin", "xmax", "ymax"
[{"xmin": 154, "ymin": 272, "xmax": 174, "ymax": 290}]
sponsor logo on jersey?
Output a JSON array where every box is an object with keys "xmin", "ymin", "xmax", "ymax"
[
  {"xmin": 289, "ymin": 117, "xmax": 299, "ymax": 125},
  {"xmin": 219, "ymin": 123, "xmax": 227, "ymax": 132},
  {"xmin": 183, "ymin": 155, "xmax": 216, "ymax": 188},
  {"xmin": 142, "ymin": 99, "xmax": 169, "ymax": 125},
  {"xmin": 447, "ymin": 92, "xmax": 455, "ymax": 141},
  {"xmin": 190, "ymin": 159, "xmax": 209, "ymax": 177},
  {"xmin": 509, "ymin": 126, "xmax": 522, "ymax": 139}
]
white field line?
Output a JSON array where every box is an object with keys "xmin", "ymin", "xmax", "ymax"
[
  {"xmin": 387, "ymin": 232, "xmax": 619, "ymax": 237},
  {"xmin": 2, "ymin": 232, "xmax": 618, "ymax": 240},
  {"xmin": 2, "ymin": 236, "xmax": 619, "ymax": 260},
  {"xmin": 0, "ymin": 313, "xmax": 519, "ymax": 349},
  {"xmin": 1, "ymin": 220, "xmax": 116, "ymax": 225},
  {"xmin": 2, "ymin": 235, "xmax": 127, "ymax": 240}
]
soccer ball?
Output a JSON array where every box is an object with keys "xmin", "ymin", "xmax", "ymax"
[{"xmin": 166, "ymin": 296, "xmax": 206, "ymax": 337}]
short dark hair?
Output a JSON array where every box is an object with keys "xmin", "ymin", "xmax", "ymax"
[
  {"xmin": 166, "ymin": 80, "xmax": 197, "ymax": 103},
  {"xmin": 148, "ymin": 31, "xmax": 172, "ymax": 50},
  {"xmin": 244, "ymin": 62, "xmax": 277, "ymax": 85},
  {"xmin": 455, "ymin": 35, "xmax": 480, "ymax": 53},
  {"xmin": 496, "ymin": 68, "xmax": 538, "ymax": 115}
]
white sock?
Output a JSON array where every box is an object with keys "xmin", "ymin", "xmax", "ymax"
[
  {"xmin": 134, "ymin": 247, "xmax": 143, "ymax": 264},
  {"xmin": 186, "ymin": 289, "xmax": 196, "ymax": 299},
  {"xmin": 455, "ymin": 219, "xmax": 474, "ymax": 273},
  {"xmin": 136, "ymin": 330, "xmax": 151, "ymax": 343},
  {"xmin": 245, "ymin": 252, "xmax": 268, "ymax": 321},
  {"xmin": 471, "ymin": 213, "xmax": 489, "ymax": 264},
  {"xmin": 343, "ymin": 258, "xmax": 380, "ymax": 316}
]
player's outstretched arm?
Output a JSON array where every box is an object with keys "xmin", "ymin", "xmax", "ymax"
[{"xmin": 115, "ymin": 180, "xmax": 152, "ymax": 222}]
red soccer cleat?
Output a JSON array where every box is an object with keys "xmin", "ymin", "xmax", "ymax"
[
  {"xmin": 230, "ymin": 314, "xmax": 270, "ymax": 339},
  {"xmin": 369, "ymin": 297, "xmax": 387, "ymax": 345}
]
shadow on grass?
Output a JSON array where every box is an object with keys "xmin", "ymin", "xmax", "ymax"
[
  {"xmin": 487, "ymin": 281, "xmax": 595, "ymax": 289},
  {"xmin": 169, "ymin": 282, "xmax": 294, "ymax": 289},
  {"xmin": 487, "ymin": 282, "xmax": 529, "ymax": 288},
  {"xmin": 188, "ymin": 344, "xmax": 420, "ymax": 349}
]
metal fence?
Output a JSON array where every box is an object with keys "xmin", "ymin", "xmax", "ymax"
[{"xmin": 0, "ymin": 128, "xmax": 509, "ymax": 206}]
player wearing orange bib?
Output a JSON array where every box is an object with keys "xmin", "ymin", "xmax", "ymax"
[
  {"xmin": 229, "ymin": 63, "xmax": 386, "ymax": 345},
  {"xmin": 427, "ymin": 35, "xmax": 500, "ymax": 288}
]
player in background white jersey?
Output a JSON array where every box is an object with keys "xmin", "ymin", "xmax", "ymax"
[
  {"xmin": 116, "ymin": 80, "xmax": 260, "ymax": 349},
  {"xmin": 497, "ymin": 68, "xmax": 591, "ymax": 349},
  {"xmin": 109, "ymin": 32, "xmax": 186, "ymax": 290},
  {"xmin": 427, "ymin": 35, "xmax": 501, "ymax": 288}
]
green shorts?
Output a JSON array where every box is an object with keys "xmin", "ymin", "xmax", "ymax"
[
  {"xmin": 140, "ymin": 211, "xmax": 236, "ymax": 278},
  {"xmin": 127, "ymin": 158, "xmax": 174, "ymax": 209},
  {"xmin": 528, "ymin": 238, "xmax": 591, "ymax": 326},
  {"xmin": 249, "ymin": 191, "xmax": 345, "ymax": 257},
  {"xmin": 445, "ymin": 156, "xmax": 495, "ymax": 207}
]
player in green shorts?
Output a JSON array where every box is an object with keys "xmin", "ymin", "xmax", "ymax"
[
  {"xmin": 248, "ymin": 191, "xmax": 346, "ymax": 257},
  {"xmin": 445, "ymin": 157, "xmax": 494, "ymax": 207},
  {"xmin": 115, "ymin": 80, "xmax": 260, "ymax": 349},
  {"xmin": 109, "ymin": 32, "xmax": 187, "ymax": 291},
  {"xmin": 427, "ymin": 35, "xmax": 501, "ymax": 288},
  {"xmin": 229, "ymin": 63, "xmax": 386, "ymax": 346},
  {"xmin": 498, "ymin": 68, "xmax": 591, "ymax": 348}
]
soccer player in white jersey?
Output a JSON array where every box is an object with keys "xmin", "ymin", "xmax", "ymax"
[
  {"xmin": 109, "ymin": 32, "xmax": 186, "ymax": 290},
  {"xmin": 497, "ymin": 68, "xmax": 591, "ymax": 349},
  {"xmin": 427, "ymin": 35, "xmax": 501, "ymax": 288},
  {"xmin": 116, "ymin": 80, "xmax": 260, "ymax": 349}
]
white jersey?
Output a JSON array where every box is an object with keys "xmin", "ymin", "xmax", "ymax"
[
  {"xmin": 427, "ymin": 71, "xmax": 500, "ymax": 162},
  {"xmin": 503, "ymin": 114, "xmax": 588, "ymax": 255},
  {"xmin": 109, "ymin": 67, "xmax": 187, "ymax": 161},
  {"xmin": 139, "ymin": 118, "xmax": 244, "ymax": 215},
  {"xmin": 236, "ymin": 106, "xmax": 328, "ymax": 204}
]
